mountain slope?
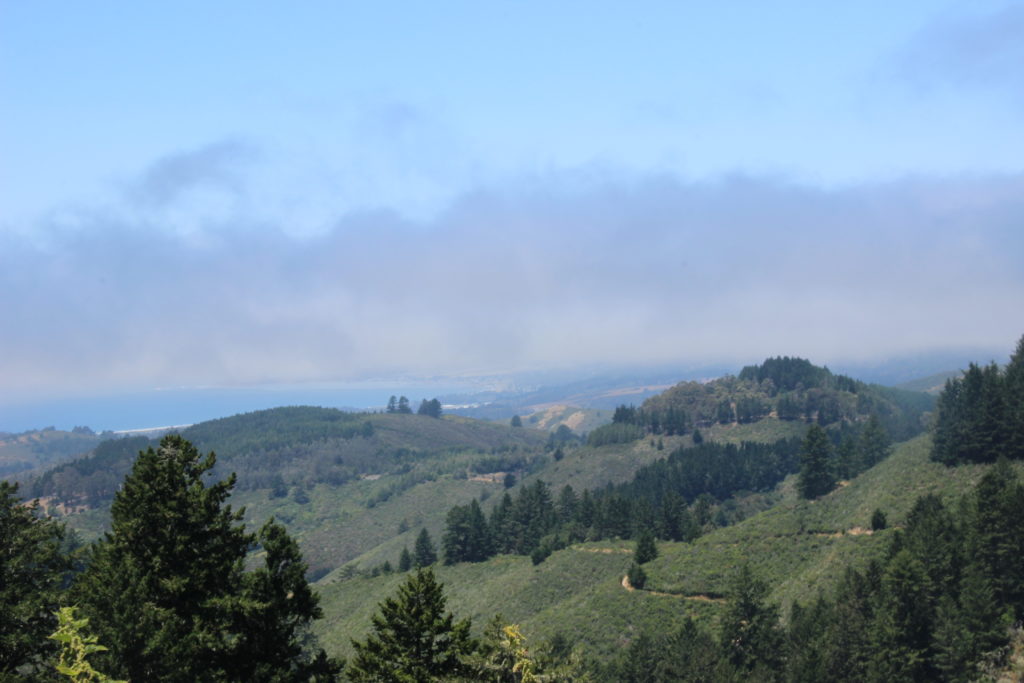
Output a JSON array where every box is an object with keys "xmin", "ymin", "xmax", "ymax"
[{"xmin": 312, "ymin": 432, "xmax": 1016, "ymax": 663}]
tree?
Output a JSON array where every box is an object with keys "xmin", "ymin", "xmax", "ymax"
[
  {"xmin": 858, "ymin": 414, "xmax": 891, "ymax": 470},
  {"xmin": 626, "ymin": 562, "xmax": 647, "ymax": 590},
  {"xmin": 634, "ymin": 529, "xmax": 658, "ymax": 565},
  {"xmin": 235, "ymin": 519, "xmax": 343, "ymax": 681},
  {"xmin": 510, "ymin": 415, "xmax": 523, "ymax": 428},
  {"xmin": 1, "ymin": 481, "xmax": 71, "ymax": 677},
  {"xmin": 348, "ymin": 567, "xmax": 474, "ymax": 682},
  {"xmin": 443, "ymin": 500, "xmax": 492, "ymax": 565},
  {"xmin": 870, "ymin": 508, "xmax": 888, "ymax": 531},
  {"xmin": 798, "ymin": 425, "xmax": 835, "ymax": 499},
  {"xmin": 417, "ymin": 398, "xmax": 442, "ymax": 419},
  {"xmin": 718, "ymin": 564, "xmax": 782, "ymax": 674},
  {"xmin": 397, "ymin": 396, "xmax": 412, "ymax": 414},
  {"xmin": 398, "ymin": 547, "xmax": 413, "ymax": 572},
  {"xmin": 71, "ymin": 435, "xmax": 333, "ymax": 682},
  {"xmin": 414, "ymin": 528, "xmax": 437, "ymax": 567},
  {"xmin": 387, "ymin": 396, "xmax": 398, "ymax": 413}
]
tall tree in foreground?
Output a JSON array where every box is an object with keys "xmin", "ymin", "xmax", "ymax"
[
  {"xmin": 1, "ymin": 481, "xmax": 71, "ymax": 677},
  {"xmin": 348, "ymin": 567, "xmax": 474, "ymax": 682},
  {"xmin": 798, "ymin": 425, "xmax": 835, "ymax": 499},
  {"xmin": 72, "ymin": 435, "xmax": 336, "ymax": 682}
]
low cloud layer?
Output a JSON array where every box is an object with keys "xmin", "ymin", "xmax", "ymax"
[{"xmin": 2, "ymin": 162, "xmax": 1023, "ymax": 399}]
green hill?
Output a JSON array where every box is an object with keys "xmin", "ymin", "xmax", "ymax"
[{"xmin": 312, "ymin": 432, "xmax": 1017, "ymax": 664}]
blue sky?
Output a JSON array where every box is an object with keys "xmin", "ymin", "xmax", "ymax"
[{"xmin": 1, "ymin": 1, "xmax": 1023, "ymax": 402}]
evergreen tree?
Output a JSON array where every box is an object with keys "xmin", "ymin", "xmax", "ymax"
[
  {"xmin": 858, "ymin": 414, "xmax": 891, "ymax": 470},
  {"xmin": 1005, "ymin": 334, "xmax": 1024, "ymax": 460},
  {"xmin": 413, "ymin": 528, "xmax": 437, "ymax": 567},
  {"xmin": 397, "ymin": 396, "xmax": 412, "ymax": 414},
  {"xmin": 386, "ymin": 396, "xmax": 398, "ymax": 413},
  {"xmin": 798, "ymin": 425, "xmax": 835, "ymax": 499},
  {"xmin": 442, "ymin": 500, "xmax": 491, "ymax": 565},
  {"xmin": 967, "ymin": 458, "xmax": 1024, "ymax": 617},
  {"xmin": 718, "ymin": 564, "xmax": 782, "ymax": 674},
  {"xmin": 835, "ymin": 434, "xmax": 857, "ymax": 480},
  {"xmin": 626, "ymin": 562, "xmax": 647, "ymax": 590},
  {"xmin": 870, "ymin": 508, "xmax": 887, "ymax": 531},
  {"xmin": 417, "ymin": 398, "xmax": 442, "ymax": 418},
  {"xmin": 235, "ymin": 519, "xmax": 343, "ymax": 681},
  {"xmin": 634, "ymin": 529, "xmax": 658, "ymax": 565},
  {"xmin": 71, "ymin": 435, "xmax": 332, "ymax": 682},
  {"xmin": 1, "ymin": 481, "xmax": 71, "ymax": 677},
  {"xmin": 867, "ymin": 549, "xmax": 931, "ymax": 682},
  {"xmin": 348, "ymin": 567, "xmax": 474, "ymax": 682},
  {"xmin": 398, "ymin": 547, "xmax": 413, "ymax": 572}
]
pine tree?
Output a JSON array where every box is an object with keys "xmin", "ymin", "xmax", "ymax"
[
  {"xmin": 398, "ymin": 547, "xmax": 413, "ymax": 572},
  {"xmin": 718, "ymin": 564, "xmax": 782, "ymax": 673},
  {"xmin": 626, "ymin": 562, "xmax": 647, "ymax": 590},
  {"xmin": 634, "ymin": 529, "xmax": 658, "ymax": 565},
  {"xmin": 397, "ymin": 396, "xmax": 412, "ymax": 414},
  {"xmin": 1, "ymin": 481, "xmax": 71, "ymax": 677},
  {"xmin": 414, "ymin": 528, "xmax": 437, "ymax": 567},
  {"xmin": 798, "ymin": 424, "xmax": 835, "ymax": 499},
  {"xmin": 386, "ymin": 396, "xmax": 398, "ymax": 413},
  {"xmin": 348, "ymin": 568, "xmax": 474, "ymax": 682},
  {"xmin": 857, "ymin": 414, "xmax": 891, "ymax": 470},
  {"xmin": 71, "ymin": 435, "xmax": 332, "ymax": 682},
  {"xmin": 234, "ymin": 519, "xmax": 343, "ymax": 681}
]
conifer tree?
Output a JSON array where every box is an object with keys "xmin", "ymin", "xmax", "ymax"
[
  {"xmin": 634, "ymin": 529, "xmax": 658, "ymax": 565},
  {"xmin": 413, "ymin": 528, "xmax": 437, "ymax": 567},
  {"xmin": 348, "ymin": 567, "xmax": 474, "ymax": 682},
  {"xmin": 71, "ymin": 435, "xmax": 333, "ymax": 682},
  {"xmin": 398, "ymin": 547, "xmax": 413, "ymax": 572},
  {"xmin": 1, "ymin": 481, "xmax": 71, "ymax": 676},
  {"xmin": 857, "ymin": 414, "xmax": 891, "ymax": 470},
  {"xmin": 798, "ymin": 425, "xmax": 835, "ymax": 499},
  {"xmin": 718, "ymin": 564, "xmax": 782, "ymax": 674}
]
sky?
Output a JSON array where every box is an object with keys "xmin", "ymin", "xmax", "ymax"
[{"xmin": 2, "ymin": 1, "xmax": 1023, "ymax": 406}]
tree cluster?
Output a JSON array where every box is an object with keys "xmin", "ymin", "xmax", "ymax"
[
  {"xmin": 603, "ymin": 461, "xmax": 1024, "ymax": 681},
  {"xmin": 932, "ymin": 335, "xmax": 1024, "ymax": 465},
  {"xmin": 3, "ymin": 435, "xmax": 340, "ymax": 681},
  {"xmin": 442, "ymin": 437, "xmax": 807, "ymax": 566},
  {"xmin": 416, "ymin": 398, "xmax": 443, "ymax": 418}
]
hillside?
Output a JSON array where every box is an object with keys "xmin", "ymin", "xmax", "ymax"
[
  {"xmin": 25, "ymin": 358, "xmax": 936, "ymax": 580},
  {"xmin": 0, "ymin": 427, "xmax": 103, "ymax": 479},
  {"xmin": 311, "ymin": 431, "xmax": 1017, "ymax": 664}
]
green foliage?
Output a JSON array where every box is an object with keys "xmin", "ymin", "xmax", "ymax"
[
  {"xmin": 586, "ymin": 422, "xmax": 643, "ymax": 447},
  {"xmin": 933, "ymin": 335, "xmax": 1024, "ymax": 465},
  {"xmin": 71, "ymin": 435, "xmax": 334, "ymax": 682},
  {"xmin": 398, "ymin": 547, "xmax": 413, "ymax": 572},
  {"xmin": 798, "ymin": 425, "xmax": 835, "ymax": 499},
  {"xmin": 414, "ymin": 528, "xmax": 437, "ymax": 567},
  {"xmin": 718, "ymin": 564, "xmax": 782, "ymax": 674},
  {"xmin": 1, "ymin": 481, "xmax": 71, "ymax": 676},
  {"xmin": 870, "ymin": 508, "xmax": 887, "ymax": 531},
  {"xmin": 417, "ymin": 398, "xmax": 443, "ymax": 418},
  {"xmin": 443, "ymin": 499, "xmax": 491, "ymax": 565},
  {"xmin": 634, "ymin": 529, "xmax": 657, "ymax": 565},
  {"xmin": 626, "ymin": 562, "xmax": 646, "ymax": 590},
  {"xmin": 510, "ymin": 415, "xmax": 523, "ymax": 428},
  {"xmin": 48, "ymin": 607, "xmax": 125, "ymax": 683},
  {"xmin": 348, "ymin": 567, "xmax": 474, "ymax": 682}
]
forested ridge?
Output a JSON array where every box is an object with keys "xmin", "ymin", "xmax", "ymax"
[{"xmin": 5, "ymin": 341, "xmax": 1023, "ymax": 681}]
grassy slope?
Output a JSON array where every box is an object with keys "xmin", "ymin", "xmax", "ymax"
[
  {"xmin": 314, "ymin": 433, "xmax": 1016, "ymax": 663},
  {"xmin": 0, "ymin": 429, "xmax": 102, "ymax": 479}
]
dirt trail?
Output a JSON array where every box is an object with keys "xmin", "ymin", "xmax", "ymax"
[{"xmin": 622, "ymin": 574, "xmax": 725, "ymax": 603}]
